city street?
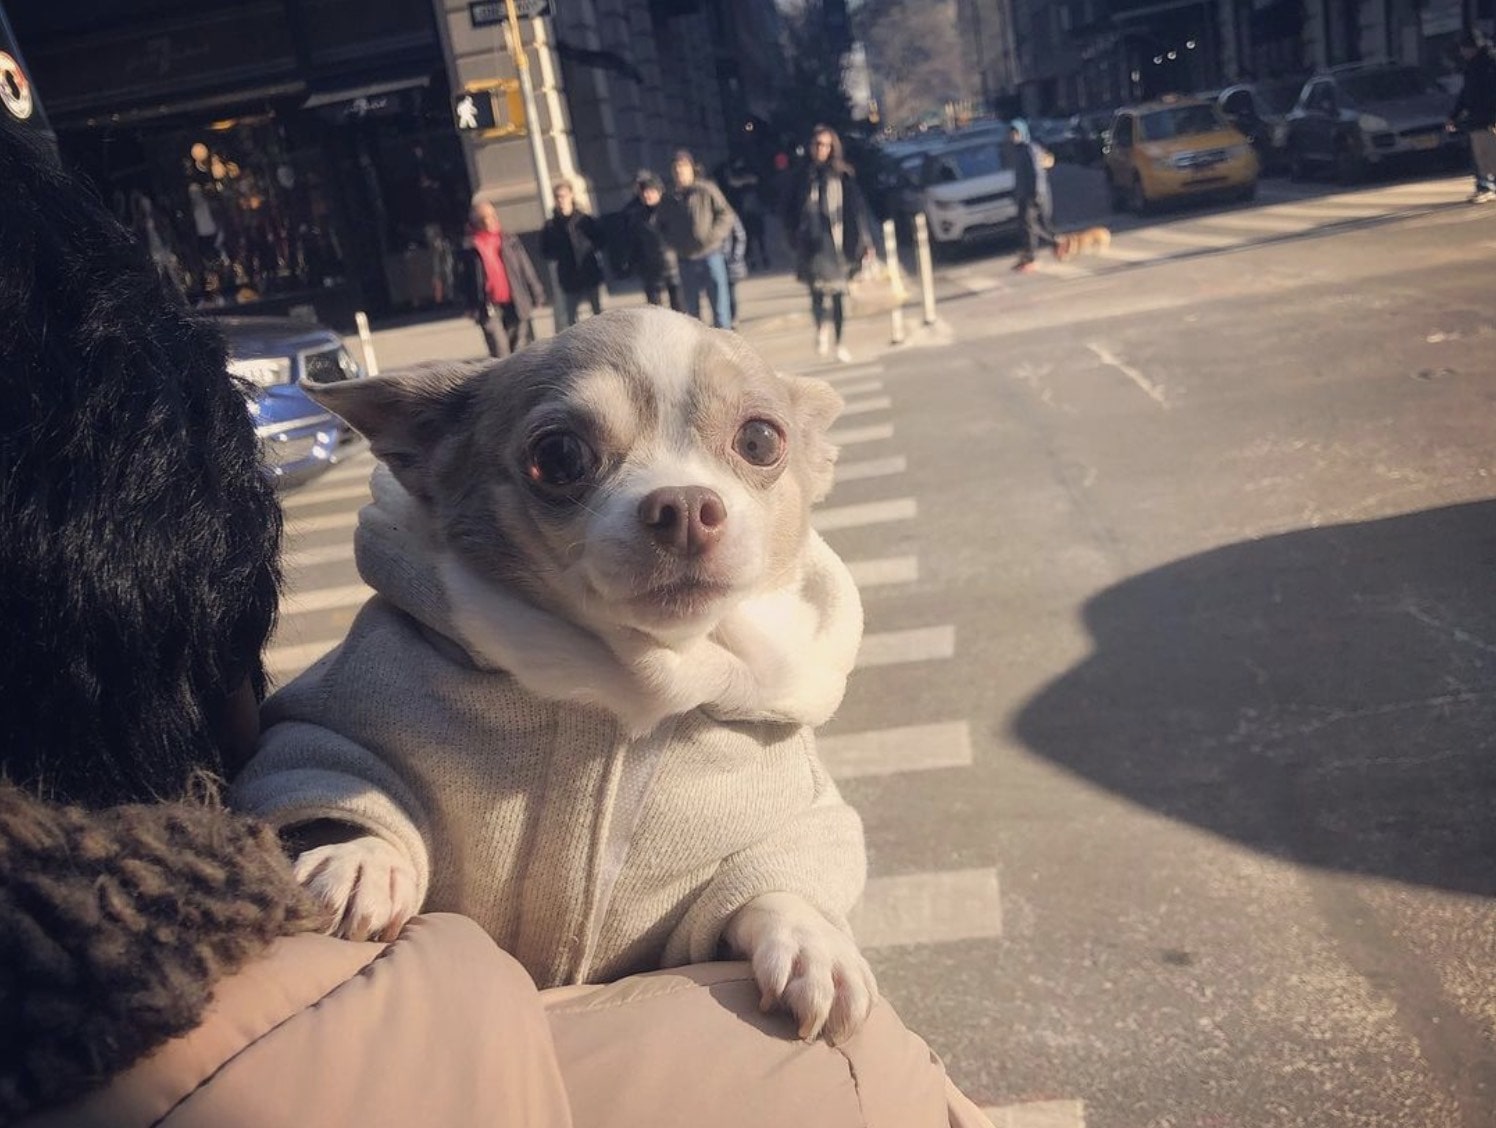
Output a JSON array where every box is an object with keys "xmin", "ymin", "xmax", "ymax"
[{"xmin": 269, "ymin": 169, "xmax": 1496, "ymax": 1128}]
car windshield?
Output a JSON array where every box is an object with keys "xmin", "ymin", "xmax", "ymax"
[
  {"xmin": 1140, "ymin": 105, "xmax": 1225, "ymax": 140},
  {"xmin": 1340, "ymin": 68, "xmax": 1437, "ymax": 103},
  {"xmin": 1256, "ymin": 80, "xmax": 1303, "ymax": 114},
  {"xmin": 926, "ymin": 144, "xmax": 1004, "ymax": 183}
]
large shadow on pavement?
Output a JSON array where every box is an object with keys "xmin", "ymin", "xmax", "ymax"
[{"xmin": 1013, "ymin": 500, "xmax": 1496, "ymax": 897}]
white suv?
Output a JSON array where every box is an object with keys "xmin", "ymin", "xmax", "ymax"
[{"xmin": 918, "ymin": 137, "xmax": 1019, "ymax": 255}]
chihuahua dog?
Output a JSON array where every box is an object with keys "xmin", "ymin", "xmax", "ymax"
[{"xmin": 232, "ymin": 307, "xmax": 875, "ymax": 1043}]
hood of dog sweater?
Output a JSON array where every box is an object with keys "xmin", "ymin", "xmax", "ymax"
[{"xmin": 352, "ymin": 463, "xmax": 864, "ymax": 734}]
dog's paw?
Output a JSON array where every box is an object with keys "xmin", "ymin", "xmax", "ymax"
[
  {"xmin": 726, "ymin": 892, "xmax": 877, "ymax": 1045},
  {"xmin": 293, "ymin": 835, "xmax": 419, "ymax": 942}
]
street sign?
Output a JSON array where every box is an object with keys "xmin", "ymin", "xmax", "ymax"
[{"xmin": 469, "ymin": 0, "xmax": 552, "ymax": 28}]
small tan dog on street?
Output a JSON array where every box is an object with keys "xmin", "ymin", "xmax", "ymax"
[
  {"xmin": 1054, "ymin": 225, "xmax": 1112, "ymax": 261},
  {"xmin": 232, "ymin": 307, "xmax": 877, "ymax": 1044}
]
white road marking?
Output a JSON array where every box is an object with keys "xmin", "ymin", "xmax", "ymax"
[
  {"xmin": 285, "ymin": 509, "xmax": 360, "ymax": 535},
  {"xmin": 833, "ymin": 378, "xmax": 885, "ymax": 396},
  {"xmin": 282, "ymin": 582, "xmax": 371, "ymax": 615},
  {"xmin": 835, "ymin": 454, "xmax": 908, "ymax": 483},
  {"xmin": 844, "ymin": 554, "xmax": 919, "ymax": 588},
  {"xmin": 1125, "ymin": 224, "xmax": 1243, "ymax": 249},
  {"xmin": 817, "ymin": 363, "xmax": 885, "ymax": 383},
  {"xmin": 314, "ymin": 453, "xmax": 376, "ymax": 484},
  {"xmin": 852, "ymin": 867, "xmax": 1002, "ymax": 948},
  {"xmin": 982, "ymin": 1100, "xmax": 1087, "ymax": 1128},
  {"xmin": 281, "ymin": 481, "xmax": 373, "ymax": 509},
  {"xmin": 1193, "ymin": 210, "xmax": 1310, "ymax": 233},
  {"xmin": 1086, "ymin": 342, "xmax": 1168, "ymax": 410},
  {"xmin": 1095, "ymin": 243, "xmax": 1155, "ymax": 262},
  {"xmin": 813, "ymin": 496, "xmax": 917, "ymax": 532},
  {"xmin": 839, "ymin": 394, "xmax": 894, "ymax": 416},
  {"xmin": 264, "ymin": 638, "xmax": 341, "ymax": 682},
  {"xmin": 820, "ymin": 720, "xmax": 970, "ymax": 780},
  {"xmin": 827, "ymin": 421, "xmax": 895, "ymax": 446},
  {"xmin": 284, "ymin": 541, "xmax": 356, "ymax": 569},
  {"xmin": 856, "ymin": 624, "xmax": 956, "ymax": 668}
]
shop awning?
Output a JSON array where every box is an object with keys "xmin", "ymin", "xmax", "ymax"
[{"xmin": 302, "ymin": 76, "xmax": 430, "ymax": 110}]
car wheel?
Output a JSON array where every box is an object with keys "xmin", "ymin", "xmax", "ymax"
[
  {"xmin": 1335, "ymin": 137, "xmax": 1365, "ymax": 185},
  {"xmin": 1128, "ymin": 174, "xmax": 1150, "ymax": 215},
  {"xmin": 1288, "ymin": 144, "xmax": 1309, "ymax": 182},
  {"xmin": 1235, "ymin": 180, "xmax": 1258, "ymax": 203}
]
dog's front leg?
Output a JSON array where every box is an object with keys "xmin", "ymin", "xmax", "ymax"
[
  {"xmin": 292, "ymin": 834, "xmax": 421, "ymax": 943},
  {"xmin": 724, "ymin": 892, "xmax": 877, "ymax": 1045}
]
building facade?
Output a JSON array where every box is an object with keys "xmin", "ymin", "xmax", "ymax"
[
  {"xmin": 961, "ymin": 0, "xmax": 1495, "ymax": 118},
  {"xmin": 10, "ymin": 0, "xmax": 786, "ymax": 326}
]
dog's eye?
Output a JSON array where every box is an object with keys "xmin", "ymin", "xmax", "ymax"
[
  {"xmin": 527, "ymin": 431, "xmax": 595, "ymax": 487},
  {"xmin": 734, "ymin": 420, "xmax": 784, "ymax": 467}
]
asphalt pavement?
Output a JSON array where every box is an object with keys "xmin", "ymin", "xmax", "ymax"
[{"xmin": 270, "ymin": 164, "xmax": 1496, "ymax": 1128}]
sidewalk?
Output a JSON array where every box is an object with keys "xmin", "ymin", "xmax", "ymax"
[{"xmin": 360, "ymin": 264, "xmax": 952, "ymax": 378}]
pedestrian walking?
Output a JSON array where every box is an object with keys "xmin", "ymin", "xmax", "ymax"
[
  {"xmin": 1009, "ymin": 119, "xmax": 1058, "ymax": 273},
  {"xmin": 722, "ymin": 155, "xmax": 770, "ymax": 269},
  {"xmin": 460, "ymin": 200, "xmax": 547, "ymax": 359},
  {"xmin": 660, "ymin": 149, "xmax": 736, "ymax": 329},
  {"xmin": 723, "ymin": 211, "xmax": 749, "ymax": 330},
  {"xmin": 540, "ymin": 179, "xmax": 607, "ymax": 328},
  {"xmin": 1446, "ymin": 30, "xmax": 1496, "ymax": 204},
  {"xmin": 620, "ymin": 170, "xmax": 681, "ymax": 311},
  {"xmin": 782, "ymin": 125, "xmax": 875, "ymax": 364}
]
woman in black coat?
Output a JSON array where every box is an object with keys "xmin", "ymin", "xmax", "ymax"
[{"xmin": 783, "ymin": 125, "xmax": 874, "ymax": 363}]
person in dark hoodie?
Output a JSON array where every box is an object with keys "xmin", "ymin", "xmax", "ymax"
[
  {"xmin": 540, "ymin": 178, "xmax": 607, "ymax": 328},
  {"xmin": 0, "ymin": 113, "xmax": 993, "ymax": 1128},
  {"xmin": 1446, "ymin": 29, "xmax": 1496, "ymax": 204},
  {"xmin": 1008, "ymin": 118, "xmax": 1057, "ymax": 273},
  {"xmin": 621, "ymin": 169, "xmax": 681, "ymax": 311}
]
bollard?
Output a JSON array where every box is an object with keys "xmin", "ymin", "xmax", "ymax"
[
  {"xmin": 353, "ymin": 311, "xmax": 379, "ymax": 377},
  {"xmin": 913, "ymin": 214, "xmax": 938, "ymax": 327},
  {"xmin": 882, "ymin": 219, "xmax": 906, "ymax": 346}
]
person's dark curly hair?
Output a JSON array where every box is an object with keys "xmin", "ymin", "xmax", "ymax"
[
  {"xmin": 0, "ymin": 782, "xmax": 328, "ymax": 1122},
  {"xmin": 0, "ymin": 117, "xmax": 282, "ymax": 807}
]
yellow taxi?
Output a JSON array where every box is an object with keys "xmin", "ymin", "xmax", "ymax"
[{"xmin": 1103, "ymin": 95, "xmax": 1260, "ymax": 213}]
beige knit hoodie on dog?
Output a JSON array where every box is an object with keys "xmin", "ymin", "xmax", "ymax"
[{"xmin": 232, "ymin": 468, "xmax": 866, "ymax": 989}]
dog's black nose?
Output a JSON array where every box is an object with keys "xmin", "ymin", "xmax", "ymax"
[{"xmin": 638, "ymin": 487, "xmax": 727, "ymax": 556}]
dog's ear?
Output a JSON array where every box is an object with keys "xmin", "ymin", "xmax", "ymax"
[
  {"xmin": 786, "ymin": 375, "xmax": 844, "ymax": 504},
  {"xmin": 305, "ymin": 361, "xmax": 485, "ymax": 502}
]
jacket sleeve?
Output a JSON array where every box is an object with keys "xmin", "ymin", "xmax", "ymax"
[
  {"xmin": 539, "ymin": 217, "xmax": 562, "ymax": 261},
  {"xmin": 661, "ymin": 737, "xmax": 866, "ymax": 967},
  {"xmin": 513, "ymin": 238, "xmax": 549, "ymax": 308},
  {"xmin": 705, "ymin": 182, "xmax": 738, "ymax": 253}
]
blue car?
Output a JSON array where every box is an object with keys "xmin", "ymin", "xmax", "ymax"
[{"xmin": 214, "ymin": 317, "xmax": 365, "ymax": 488}]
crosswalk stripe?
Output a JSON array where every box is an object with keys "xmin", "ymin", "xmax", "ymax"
[
  {"xmin": 1095, "ymin": 243, "xmax": 1154, "ymax": 262},
  {"xmin": 834, "ymin": 378, "xmax": 885, "ymax": 396},
  {"xmin": 839, "ymin": 395, "xmax": 893, "ymax": 416},
  {"xmin": 264, "ymin": 638, "xmax": 340, "ymax": 682},
  {"xmin": 281, "ymin": 481, "xmax": 373, "ymax": 509},
  {"xmin": 1125, "ymin": 225, "xmax": 1243, "ymax": 249},
  {"xmin": 820, "ymin": 720, "xmax": 969, "ymax": 780},
  {"xmin": 282, "ymin": 582, "xmax": 371, "ymax": 615},
  {"xmin": 813, "ymin": 496, "xmax": 917, "ymax": 532},
  {"xmin": 819, "ymin": 363, "xmax": 884, "ymax": 382},
  {"xmin": 852, "ymin": 867, "xmax": 1002, "ymax": 949},
  {"xmin": 982, "ymin": 1100, "xmax": 1087, "ymax": 1128},
  {"xmin": 284, "ymin": 542, "xmax": 356, "ymax": 569},
  {"xmin": 1192, "ymin": 210, "xmax": 1309, "ymax": 233},
  {"xmin": 856, "ymin": 624, "xmax": 955, "ymax": 668},
  {"xmin": 285, "ymin": 509, "xmax": 360, "ymax": 535},
  {"xmin": 835, "ymin": 454, "xmax": 907, "ymax": 483},
  {"xmin": 828, "ymin": 421, "xmax": 895, "ymax": 446},
  {"xmin": 845, "ymin": 554, "xmax": 919, "ymax": 588},
  {"xmin": 316, "ymin": 453, "xmax": 376, "ymax": 484}
]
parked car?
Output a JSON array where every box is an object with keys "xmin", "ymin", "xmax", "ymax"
[
  {"xmin": 1032, "ymin": 117, "xmax": 1083, "ymax": 162},
  {"xmin": 214, "ymin": 316, "xmax": 364, "ymax": 488},
  {"xmin": 1103, "ymin": 96, "xmax": 1259, "ymax": 214},
  {"xmin": 1285, "ymin": 63, "xmax": 1465, "ymax": 184},
  {"xmin": 916, "ymin": 136, "xmax": 1019, "ymax": 256},
  {"xmin": 1214, "ymin": 77, "xmax": 1307, "ymax": 173},
  {"xmin": 1074, "ymin": 109, "xmax": 1117, "ymax": 164}
]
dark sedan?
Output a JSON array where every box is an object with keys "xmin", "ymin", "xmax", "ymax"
[{"xmin": 215, "ymin": 316, "xmax": 364, "ymax": 488}]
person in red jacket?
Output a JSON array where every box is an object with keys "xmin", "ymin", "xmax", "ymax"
[{"xmin": 462, "ymin": 199, "xmax": 547, "ymax": 357}]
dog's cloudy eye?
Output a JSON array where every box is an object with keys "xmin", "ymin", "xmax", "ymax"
[
  {"xmin": 734, "ymin": 420, "xmax": 784, "ymax": 467},
  {"xmin": 527, "ymin": 431, "xmax": 595, "ymax": 487}
]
